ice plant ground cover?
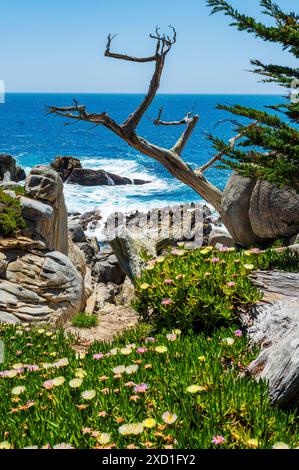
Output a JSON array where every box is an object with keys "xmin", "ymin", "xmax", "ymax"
[
  {"xmin": 133, "ymin": 247, "xmax": 299, "ymax": 332},
  {"xmin": 0, "ymin": 324, "xmax": 298, "ymax": 449}
]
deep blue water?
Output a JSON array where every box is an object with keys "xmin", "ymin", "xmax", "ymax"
[{"xmin": 0, "ymin": 93, "xmax": 283, "ymax": 221}]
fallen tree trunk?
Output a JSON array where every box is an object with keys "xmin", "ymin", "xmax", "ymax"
[{"xmin": 241, "ymin": 270, "xmax": 299, "ymax": 409}]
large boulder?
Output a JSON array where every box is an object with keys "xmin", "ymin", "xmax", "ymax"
[
  {"xmin": 249, "ymin": 180, "xmax": 299, "ymax": 239},
  {"xmin": 0, "ymin": 249, "xmax": 84, "ymax": 325},
  {"xmin": 109, "ymin": 226, "xmax": 156, "ymax": 280},
  {"xmin": 23, "ymin": 166, "xmax": 68, "ymax": 255},
  {"xmin": 0, "ymin": 154, "xmax": 26, "ymax": 183},
  {"xmin": 242, "ymin": 270, "xmax": 299, "ymax": 408},
  {"xmin": 221, "ymin": 173, "xmax": 299, "ymax": 246},
  {"xmin": 50, "ymin": 156, "xmax": 82, "ymax": 182}
]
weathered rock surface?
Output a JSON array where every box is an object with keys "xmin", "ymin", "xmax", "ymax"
[
  {"xmin": 107, "ymin": 203, "xmax": 215, "ymax": 280},
  {"xmin": 0, "ymin": 250, "xmax": 84, "ymax": 325},
  {"xmin": 0, "ymin": 154, "xmax": 26, "ymax": 182},
  {"xmin": 23, "ymin": 166, "xmax": 68, "ymax": 255},
  {"xmin": 242, "ymin": 270, "xmax": 299, "ymax": 408},
  {"xmin": 50, "ymin": 156, "xmax": 82, "ymax": 182},
  {"xmin": 208, "ymin": 226, "xmax": 235, "ymax": 248},
  {"xmin": 221, "ymin": 173, "xmax": 299, "ymax": 247},
  {"xmin": 249, "ymin": 180, "xmax": 299, "ymax": 240},
  {"xmin": 68, "ymin": 221, "xmax": 86, "ymax": 243},
  {"xmin": 109, "ymin": 226, "xmax": 155, "ymax": 280}
]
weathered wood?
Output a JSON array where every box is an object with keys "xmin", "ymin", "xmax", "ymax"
[{"xmin": 242, "ymin": 270, "xmax": 299, "ymax": 409}]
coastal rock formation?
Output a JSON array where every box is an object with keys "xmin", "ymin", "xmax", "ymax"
[
  {"xmin": 107, "ymin": 203, "xmax": 215, "ymax": 279},
  {"xmin": 208, "ymin": 226, "xmax": 235, "ymax": 248},
  {"xmin": 50, "ymin": 156, "xmax": 82, "ymax": 182},
  {"xmin": 0, "ymin": 166, "xmax": 86, "ymax": 325},
  {"xmin": 242, "ymin": 270, "xmax": 299, "ymax": 408},
  {"xmin": 22, "ymin": 166, "xmax": 68, "ymax": 255},
  {"xmin": 221, "ymin": 173, "xmax": 299, "ymax": 246},
  {"xmin": 50, "ymin": 156, "xmax": 150, "ymax": 186},
  {"xmin": 0, "ymin": 154, "xmax": 26, "ymax": 183},
  {"xmin": 0, "ymin": 249, "xmax": 84, "ymax": 325}
]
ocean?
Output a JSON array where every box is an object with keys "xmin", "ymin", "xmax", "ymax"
[{"xmin": 0, "ymin": 93, "xmax": 282, "ymax": 223}]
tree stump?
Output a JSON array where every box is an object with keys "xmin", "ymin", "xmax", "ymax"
[{"xmin": 242, "ymin": 270, "xmax": 299, "ymax": 409}]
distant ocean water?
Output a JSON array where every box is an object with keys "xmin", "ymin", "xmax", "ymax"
[{"xmin": 0, "ymin": 93, "xmax": 282, "ymax": 222}]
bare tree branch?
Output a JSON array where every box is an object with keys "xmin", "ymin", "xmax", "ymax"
[
  {"xmin": 49, "ymin": 28, "xmax": 224, "ymax": 213},
  {"xmin": 172, "ymin": 115, "xmax": 199, "ymax": 155},
  {"xmin": 153, "ymin": 107, "xmax": 194, "ymax": 126}
]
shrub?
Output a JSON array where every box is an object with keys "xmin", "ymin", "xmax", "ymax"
[
  {"xmin": 71, "ymin": 312, "xmax": 98, "ymax": 329},
  {"xmin": 0, "ymin": 323, "xmax": 298, "ymax": 449},
  {"xmin": 133, "ymin": 247, "xmax": 299, "ymax": 333},
  {"xmin": 0, "ymin": 189, "xmax": 26, "ymax": 237},
  {"xmin": 10, "ymin": 186, "xmax": 25, "ymax": 196}
]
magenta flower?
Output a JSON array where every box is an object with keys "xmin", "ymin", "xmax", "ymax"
[
  {"xmin": 211, "ymin": 257, "xmax": 220, "ymax": 263},
  {"xmin": 227, "ymin": 282, "xmax": 236, "ymax": 287},
  {"xmin": 93, "ymin": 353, "xmax": 104, "ymax": 360},
  {"xmin": 136, "ymin": 347, "xmax": 148, "ymax": 354},
  {"xmin": 212, "ymin": 435, "xmax": 226, "ymax": 445},
  {"xmin": 161, "ymin": 298, "xmax": 172, "ymax": 305},
  {"xmin": 144, "ymin": 337, "xmax": 156, "ymax": 343},
  {"xmin": 164, "ymin": 279, "xmax": 174, "ymax": 285},
  {"xmin": 234, "ymin": 330, "xmax": 243, "ymax": 337},
  {"xmin": 134, "ymin": 383, "xmax": 148, "ymax": 393}
]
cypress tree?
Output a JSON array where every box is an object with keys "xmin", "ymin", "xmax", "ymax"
[{"xmin": 206, "ymin": 0, "xmax": 299, "ymax": 192}]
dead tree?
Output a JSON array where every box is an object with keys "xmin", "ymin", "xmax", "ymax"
[{"xmin": 48, "ymin": 27, "xmax": 244, "ymax": 213}]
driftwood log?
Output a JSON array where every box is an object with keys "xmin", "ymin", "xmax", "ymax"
[{"xmin": 242, "ymin": 270, "xmax": 299, "ymax": 409}]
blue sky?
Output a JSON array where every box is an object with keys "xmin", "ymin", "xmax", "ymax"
[{"xmin": 0, "ymin": 0, "xmax": 297, "ymax": 93}]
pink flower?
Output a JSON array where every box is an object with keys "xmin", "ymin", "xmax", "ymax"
[
  {"xmin": 16, "ymin": 350, "xmax": 22, "ymax": 356},
  {"xmin": 211, "ymin": 257, "xmax": 220, "ymax": 263},
  {"xmin": 136, "ymin": 347, "xmax": 148, "ymax": 354},
  {"xmin": 250, "ymin": 248, "xmax": 261, "ymax": 254},
  {"xmin": 144, "ymin": 337, "xmax": 155, "ymax": 343},
  {"xmin": 43, "ymin": 380, "xmax": 54, "ymax": 390},
  {"xmin": 161, "ymin": 299, "xmax": 172, "ymax": 305},
  {"xmin": 227, "ymin": 282, "xmax": 235, "ymax": 287},
  {"xmin": 234, "ymin": 330, "xmax": 243, "ymax": 337},
  {"xmin": 164, "ymin": 279, "xmax": 174, "ymax": 285},
  {"xmin": 82, "ymin": 427, "xmax": 92, "ymax": 435},
  {"xmin": 147, "ymin": 259, "xmax": 156, "ymax": 265},
  {"xmin": 134, "ymin": 383, "xmax": 148, "ymax": 393},
  {"xmin": 212, "ymin": 435, "xmax": 226, "ymax": 445},
  {"xmin": 93, "ymin": 353, "xmax": 104, "ymax": 360}
]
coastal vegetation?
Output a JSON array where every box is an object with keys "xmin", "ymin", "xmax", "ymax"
[
  {"xmin": 0, "ymin": 188, "xmax": 26, "ymax": 237},
  {"xmin": 71, "ymin": 313, "xmax": 99, "ymax": 329},
  {"xmin": 133, "ymin": 247, "xmax": 299, "ymax": 332},
  {"xmin": 0, "ymin": 321, "xmax": 298, "ymax": 449},
  {"xmin": 0, "ymin": 246, "xmax": 298, "ymax": 449}
]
